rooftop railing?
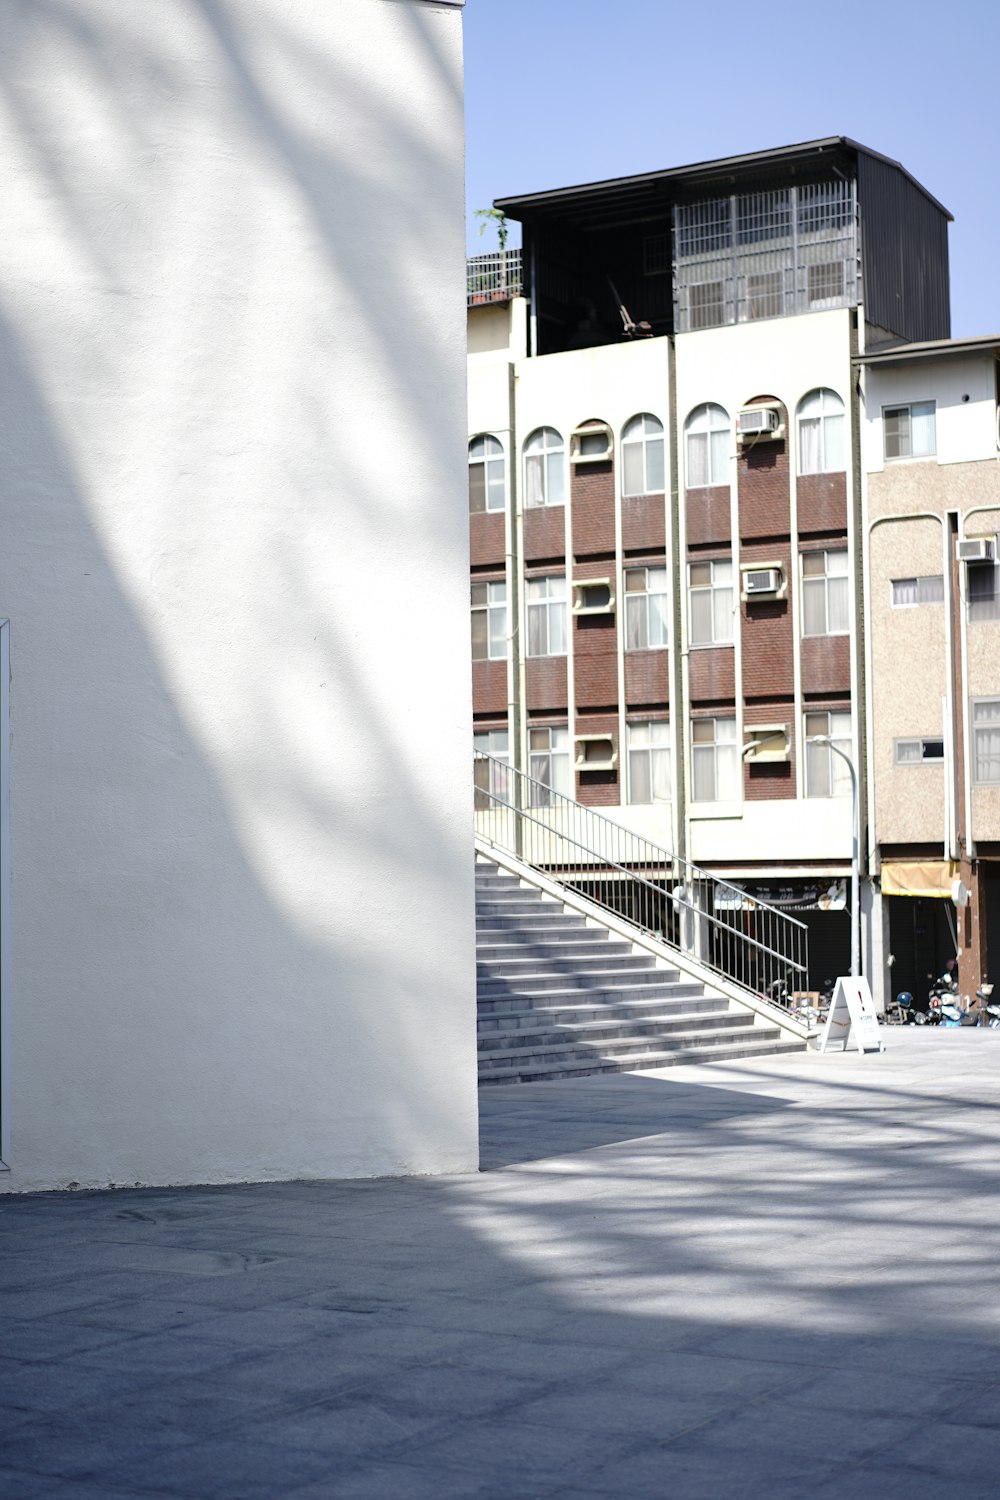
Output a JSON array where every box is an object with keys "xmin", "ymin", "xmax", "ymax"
[{"xmin": 467, "ymin": 248, "xmax": 523, "ymax": 306}]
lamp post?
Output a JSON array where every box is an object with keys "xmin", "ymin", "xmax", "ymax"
[{"xmin": 809, "ymin": 735, "xmax": 859, "ymax": 978}]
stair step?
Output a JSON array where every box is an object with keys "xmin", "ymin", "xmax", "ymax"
[
  {"xmin": 477, "ymin": 990, "xmax": 721, "ymax": 1023},
  {"xmin": 479, "ymin": 1036, "xmax": 805, "ymax": 1085},
  {"xmin": 473, "ymin": 854, "xmax": 805, "ymax": 1086},
  {"xmin": 478, "ymin": 966, "xmax": 672, "ymax": 996},
  {"xmin": 478, "ymin": 1011, "xmax": 748, "ymax": 1050}
]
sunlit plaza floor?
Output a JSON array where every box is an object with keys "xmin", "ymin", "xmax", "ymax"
[{"xmin": 3, "ymin": 1029, "xmax": 1000, "ymax": 1498}]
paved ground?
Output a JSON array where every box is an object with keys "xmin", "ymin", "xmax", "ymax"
[{"xmin": 3, "ymin": 1030, "xmax": 1000, "ymax": 1499}]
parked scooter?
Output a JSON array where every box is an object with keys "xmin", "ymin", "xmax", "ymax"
[{"xmin": 892, "ymin": 989, "xmax": 931, "ymax": 1025}]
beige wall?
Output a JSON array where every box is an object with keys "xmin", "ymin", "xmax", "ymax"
[{"xmin": 867, "ymin": 386, "xmax": 1000, "ymax": 847}]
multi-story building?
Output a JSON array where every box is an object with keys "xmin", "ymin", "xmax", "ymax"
[
  {"xmin": 468, "ymin": 137, "xmax": 952, "ymax": 995},
  {"xmin": 860, "ymin": 335, "xmax": 1000, "ymax": 1007}
]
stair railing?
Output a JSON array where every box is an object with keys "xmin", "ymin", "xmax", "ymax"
[{"xmin": 474, "ymin": 752, "xmax": 807, "ymax": 1003}]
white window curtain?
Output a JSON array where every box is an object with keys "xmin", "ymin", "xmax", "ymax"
[
  {"xmin": 974, "ymin": 701, "xmax": 1000, "ymax": 784},
  {"xmin": 685, "ymin": 404, "xmax": 729, "ymax": 488},
  {"xmin": 797, "ymin": 389, "xmax": 845, "ymax": 475},
  {"xmin": 524, "ymin": 428, "xmax": 564, "ymax": 507},
  {"xmin": 622, "ymin": 414, "xmax": 665, "ymax": 496}
]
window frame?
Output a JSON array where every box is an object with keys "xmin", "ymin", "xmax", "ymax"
[
  {"xmin": 468, "ymin": 434, "xmax": 506, "ymax": 514},
  {"xmin": 624, "ymin": 565, "xmax": 669, "ymax": 650},
  {"xmin": 894, "ymin": 737, "xmax": 945, "ymax": 766},
  {"xmin": 473, "ymin": 728, "xmax": 510, "ymax": 809},
  {"xmin": 627, "ymin": 719, "xmax": 671, "ymax": 805},
  {"xmin": 688, "ymin": 558, "xmax": 735, "ymax": 647},
  {"xmin": 525, "ymin": 574, "xmax": 567, "ymax": 659},
  {"xmin": 523, "ymin": 427, "xmax": 566, "ymax": 508},
  {"xmin": 891, "ymin": 575, "xmax": 945, "ymax": 608},
  {"xmin": 801, "ymin": 548, "xmax": 850, "ymax": 638},
  {"xmin": 621, "ymin": 413, "xmax": 666, "ymax": 497},
  {"xmin": 690, "ymin": 715, "xmax": 739, "ymax": 804},
  {"xmin": 528, "ymin": 724, "xmax": 572, "ymax": 806},
  {"xmin": 684, "ymin": 403, "xmax": 730, "ymax": 490},
  {"xmin": 471, "ymin": 579, "xmax": 507, "ymax": 662},
  {"xmin": 882, "ymin": 401, "xmax": 936, "ymax": 462},
  {"xmin": 797, "ymin": 388, "xmax": 846, "ymax": 476},
  {"xmin": 803, "ymin": 710, "xmax": 853, "ymax": 798},
  {"xmin": 972, "ymin": 698, "xmax": 1000, "ymax": 786}
]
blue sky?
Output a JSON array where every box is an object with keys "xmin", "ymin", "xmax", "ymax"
[{"xmin": 464, "ymin": 0, "xmax": 1000, "ymax": 338}]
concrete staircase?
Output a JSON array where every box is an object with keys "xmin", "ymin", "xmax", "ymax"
[{"xmin": 476, "ymin": 856, "xmax": 805, "ymax": 1085}]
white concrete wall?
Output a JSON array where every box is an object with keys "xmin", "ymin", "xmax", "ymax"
[
  {"xmin": 864, "ymin": 354, "xmax": 998, "ymax": 472},
  {"xmin": 0, "ymin": 0, "xmax": 479, "ymax": 1190}
]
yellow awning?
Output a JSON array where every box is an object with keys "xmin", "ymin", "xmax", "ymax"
[{"xmin": 880, "ymin": 860, "xmax": 960, "ymax": 900}]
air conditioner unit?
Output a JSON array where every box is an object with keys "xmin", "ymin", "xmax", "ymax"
[
  {"xmin": 737, "ymin": 406, "xmax": 782, "ymax": 441},
  {"xmin": 745, "ymin": 567, "xmax": 782, "ymax": 597},
  {"xmin": 957, "ymin": 538, "xmax": 996, "ymax": 564},
  {"xmin": 740, "ymin": 562, "xmax": 786, "ymax": 600}
]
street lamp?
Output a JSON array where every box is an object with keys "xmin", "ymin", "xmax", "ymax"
[{"xmin": 808, "ymin": 735, "xmax": 859, "ymax": 978}]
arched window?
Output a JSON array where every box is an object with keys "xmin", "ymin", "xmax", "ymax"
[
  {"xmin": 468, "ymin": 435, "xmax": 505, "ymax": 513},
  {"xmin": 523, "ymin": 427, "xmax": 566, "ymax": 508},
  {"xmin": 685, "ymin": 404, "xmax": 730, "ymax": 488},
  {"xmin": 621, "ymin": 414, "xmax": 665, "ymax": 496},
  {"xmin": 797, "ymin": 389, "xmax": 845, "ymax": 475}
]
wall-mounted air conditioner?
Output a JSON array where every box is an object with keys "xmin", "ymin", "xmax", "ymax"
[
  {"xmin": 572, "ymin": 579, "xmax": 615, "ymax": 615},
  {"xmin": 957, "ymin": 537, "xmax": 996, "ymax": 564},
  {"xmin": 574, "ymin": 735, "xmax": 617, "ymax": 771},
  {"xmin": 569, "ymin": 423, "xmax": 613, "ymax": 464},
  {"xmin": 737, "ymin": 405, "xmax": 783, "ymax": 442},
  {"xmin": 740, "ymin": 562, "xmax": 786, "ymax": 600}
]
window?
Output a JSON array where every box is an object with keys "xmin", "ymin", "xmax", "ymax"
[
  {"xmin": 524, "ymin": 427, "xmax": 565, "ymax": 507},
  {"xmin": 526, "ymin": 575, "xmax": 567, "ymax": 657},
  {"xmin": 622, "ymin": 414, "xmax": 665, "ymax": 496},
  {"xmin": 747, "ymin": 270, "xmax": 783, "ymax": 321},
  {"xmin": 689, "ymin": 559, "xmax": 734, "ymax": 646},
  {"xmin": 884, "ymin": 402, "xmax": 936, "ymax": 461},
  {"xmin": 529, "ymin": 726, "xmax": 572, "ymax": 805},
  {"xmin": 892, "ymin": 575, "xmax": 945, "ymax": 607},
  {"xmin": 973, "ymin": 700, "xmax": 1000, "ymax": 785},
  {"xmin": 628, "ymin": 720, "xmax": 671, "ymax": 804},
  {"xmin": 691, "ymin": 717, "xmax": 738, "ymax": 802},
  {"xmin": 895, "ymin": 738, "xmax": 944, "ymax": 765},
  {"xmin": 471, "ymin": 581, "xmax": 507, "ymax": 661},
  {"xmin": 685, "ymin": 404, "xmax": 730, "ymax": 488},
  {"xmin": 968, "ymin": 563, "xmax": 1000, "ymax": 623},
  {"xmin": 807, "ymin": 260, "xmax": 845, "ymax": 307},
  {"xmin": 468, "ymin": 435, "xmax": 505, "ymax": 513},
  {"xmin": 801, "ymin": 550, "xmax": 849, "ymax": 637},
  {"xmin": 804, "ymin": 711, "xmax": 852, "ymax": 797},
  {"xmin": 689, "ymin": 280, "xmax": 725, "ymax": 330},
  {"xmin": 797, "ymin": 389, "xmax": 845, "ymax": 475},
  {"xmin": 473, "ymin": 729, "xmax": 509, "ymax": 809},
  {"xmin": 624, "ymin": 566, "xmax": 669, "ymax": 649}
]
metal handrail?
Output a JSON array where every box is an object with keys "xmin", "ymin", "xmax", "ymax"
[
  {"xmin": 474, "ymin": 753, "xmax": 807, "ymax": 1002},
  {"xmin": 467, "ymin": 249, "xmax": 523, "ymax": 305}
]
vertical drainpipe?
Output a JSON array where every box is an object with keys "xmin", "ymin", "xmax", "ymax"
[
  {"xmin": 507, "ymin": 360, "xmax": 522, "ymax": 780},
  {"xmin": 528, "ymin": 232, "xmax": 538, "ymax": 360},
  {"xmin": 668, "ymin": 334, "xmax": 687, "ymax": 864},
  {"xmin": 849, "ymin": 313, "xmax": 869, "ymax": 905}
]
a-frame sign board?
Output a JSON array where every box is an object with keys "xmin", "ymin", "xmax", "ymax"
[{"xmin": 817, "ymin": 976, "xmax": 883, "ymax": 1054}]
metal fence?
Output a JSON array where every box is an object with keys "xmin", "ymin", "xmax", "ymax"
[
  {"xmin": 467, "ymin": 249, "xmax": 523, "ymax": 305},
  {"xmin": 474, "ymin": 752, "xmax": 808, "ymax": 1004}
]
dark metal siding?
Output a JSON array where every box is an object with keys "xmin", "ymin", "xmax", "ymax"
[{"xmin": 858, "ymin": 153, "xmax": 950, "ymax": 343}]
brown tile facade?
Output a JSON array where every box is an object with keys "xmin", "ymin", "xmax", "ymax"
[
  {"xmin": 686, "ymin": 485, "xmax": 731, "ymax": 547},
  {"xmin": 524, "ymin": 505, "xmax": 566, "ymax": 563},
  {"xmin": 743, "ymin": 700, "xmax": 796, "ymax": 802},
  {"xmin": 688, "ymin": 647, "xmax": 736, "ymax": 704},
  {"xmin": 800, "ymin": 634, "xmax": 851, "ymax": 696},
  {"xmin": 469, "ymin": 510, "xmax": 505, "ymax": 569},
  {"xmin": 625, "ymin": 650, "xmax": 669, "ymax": 708},
  {"xmin": 622, "ymin": 492, "xmax": 666, "ymax": 554},
  {"xmin": 797, "ymin": 471, "xmax": 848, "ymax": 536},
  {"xmin": 574, "ymin": 710, "xmax": 619, "ymax": 807},
  {"xmin": 472, "ymin": 659, "xmax": 508, "ymax": 717},
  {"xmin": 740, "ymin": 541, "xmax": 794, "ymax": 700},
  {"xmin": 571, "ymin": 459, "xmax": 615, "ymax": 559},
  {"xmin": 525, "ymin": 655, "xmax": 568, "ymax": 713}
]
